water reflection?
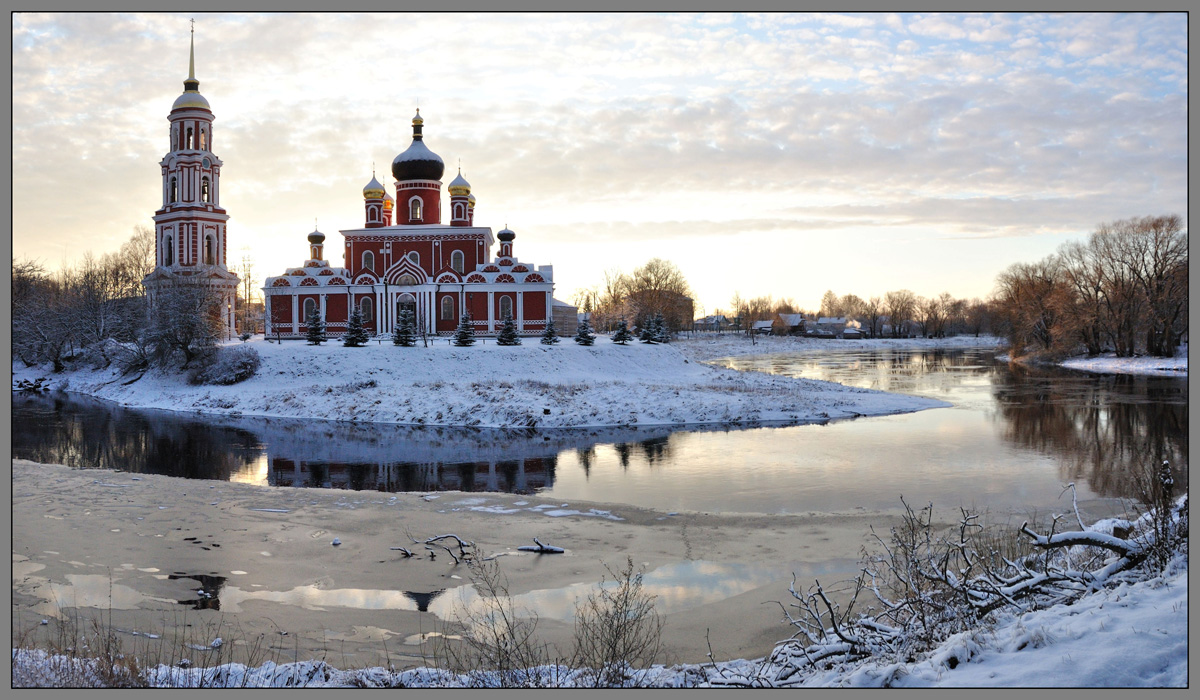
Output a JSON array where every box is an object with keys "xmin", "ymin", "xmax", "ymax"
[
  {"xmin": 991, "ymin": 364, "xmax": 1188, "ymax": 498},
  {"xmin": 11, "ymin": 348, "xmax": 1187, "ymax": 512}
]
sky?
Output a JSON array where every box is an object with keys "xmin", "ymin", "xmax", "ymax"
[{"xmin": 10, "ymin": 12, "xmax": 1188, "ymax": 315}]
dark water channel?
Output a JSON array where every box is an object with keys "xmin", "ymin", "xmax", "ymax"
[{"xmin": 11, "ymin": 348, "xmax": 1187, "ymax": 517}]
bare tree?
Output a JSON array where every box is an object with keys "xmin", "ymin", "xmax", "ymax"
[
  {"xmin": 883, "ymin": 289, "xmax": 917, "ymax": 338},
  {"xmin": 626, "ymin": 258, "xmax": 694, "ymax": 335},
  {"xmin": 147, "ymin": 284, "xmax": 225, "ymax": 368}
]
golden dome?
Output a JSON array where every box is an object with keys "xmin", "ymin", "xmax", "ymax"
[{"xmin": 362, "ymin": 174, "xmax": 386, "ymax": 199}]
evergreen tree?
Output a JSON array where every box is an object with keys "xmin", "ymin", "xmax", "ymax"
[
  {"xmin": 653, "ymin": 312, "xmax": 671, "ymax": 344},
  {"xmin": 496, "ymin": 312, "xmax": 521, "ymax": 346},
  {"xmin": 453, "ymin": 311, "xmax": 475, "ymax": 347},
  {"xmin": 574, "ymin": 318, "xmax": 595, "ymax": 346},
  {"xmin": 305, "ymin": 307, "xmax": 326, "ymax": 345},
  {"xmin": 343, "ymin": 307, "xmax": 369, "ymax": 347},
  {"xmin": 639, "ymin": 315, "xmax": 659, "ymax": 344},
  {"xmin": 393, "ymin": 309, "xmax": 416, "ymax": 347},
  {"xmin": 611, "ymin": 318, "xmax": 633, "ymax": 345},
  {"xmin": 540, "ymin": 316, "xmax": 560, "ymax": 344}
]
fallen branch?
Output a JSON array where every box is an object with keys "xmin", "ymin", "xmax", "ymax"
[{"xmin": 516, "ymin": 538, "xmax": 564, "ymax": 554}]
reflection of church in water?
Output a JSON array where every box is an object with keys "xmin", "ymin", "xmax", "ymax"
[
  {"xmin": 263, "ymin": 109, "xmax": 561, "ymax": 339},
  {"xmin": 267, "ymin": 455, "xmax": 556, "ymax": 494}
]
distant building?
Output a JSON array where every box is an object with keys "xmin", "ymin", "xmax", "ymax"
[
  {"xmin": 694, "ymin": 314, "xmax": 729, "ymax": 332},
  {"xmin": 752, "ymin": 320, "xmax": 774, "ymax": 334},
  {"xmin": 774, "ymin": 313, "xmax": 807, "ymax": 336}
]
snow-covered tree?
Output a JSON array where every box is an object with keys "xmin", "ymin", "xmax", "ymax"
[
  {"xmin": 574, "ymin": 318, "xmax": 595, "ymax": 346},
  {"xmin": 147, "ymin": 283, "xmax": 225, "ymax": 368},
  {"xmin": 343, "ymin": 307, "xmax": 369, "ymax": 347},
  {"xmin": 305, "ymin": 307, "xmax": 326, "ymax": 345},
  {"xmin": 611, "ymin": 319, "xmax": 633, "ymax": 345},
  {"xmin": 453, "ymin": 311, "xmax": 475, "ymax": 347},
  {"xmin": 393, "ymin": 309, "xmax": 416, "ymax": 347},
  {"xmin": 540, "ymin": 316, "xmax": 559, "ymax": 344},
  {"xmin": 639, "ymin": 315, "xmax": 660, "ymax": 344},
  {"xmin": 653, "ymin": 312, "xmax": 671, "ymax": 343},
  {"xmin": 496, "ymin": 313, "xmax": 521, "ymax": 346}
]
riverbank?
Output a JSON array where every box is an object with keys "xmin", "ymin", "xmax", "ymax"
[
  {"xmin": 10, "ymin": 336, "xmax": 948, "ymax": 429},
  {"xmin": 675, "ymin": 333, "xmax": 1005, "ymax": 363}
]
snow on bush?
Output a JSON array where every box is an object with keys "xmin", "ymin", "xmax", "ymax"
[{"xmin": 188, "ymin": 345, "xmax": 261, "ymax": 385}]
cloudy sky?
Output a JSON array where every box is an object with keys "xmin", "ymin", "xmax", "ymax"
[{"xmin": 11, "ymin": 12, "xmax": 1188, "ymax": 314}]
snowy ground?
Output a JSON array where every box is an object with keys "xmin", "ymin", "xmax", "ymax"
[
  {"xmin": 1059, "ymin": 352, "xmax": 1188, "ymax": 377},
  {"xmin": 11, "ymin": 555, "xmax": 1186, "ymax": 687},
  {"xmin": 10, "ymin": 335, "xmax": 948, "ymax": 429}
]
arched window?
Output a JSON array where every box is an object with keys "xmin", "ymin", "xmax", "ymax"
[
  {"xmin": 450, "ymin": 250, "xmax": 464, "ymax": 274},
  {"xmin": 201, "ymin": 177, "xmax": 210, "ymax": 202},
  {"xmin": 303, "ymin": 298, "xmax": 317, "ymax": 320},
  {"xmin": 186, "ymin": 127, "xmax": 194, "ymax": 149},
  {"xmin": 368, "ymin": 207, "xmax": 378, "ymax": 222},
  {"xmin": 397, "ymin": 273, "xmax": 417, "ymax": 286},
  {"xmin": 454, "ymin": 202, "xmax": 465, "ymax": 220},
  {"xmin": 170, "ymin": 177, "xmax": 178, "ymax": 203},
  {"xmin": 441, "ymin": 296, "xmax": 455, "ymax": 320},
  {"xmin": 199, "ymin": 130, "xmax": 207, "ymax": 150},
  {"xmin": 409, "ymin": 197, "xmax": 422, "ymax": 221},
  {"xmin": 362, "ymin": 250, "xmax": 375, "ymax": 274},
  {"xmin": 164, "ymin": 235, "xmax": 174, "ymax": 266},
  {"xmin": 499, "ymin": 295, "xmax": 513, "ymax": 320},
  {"xmin": 205, "ymin": 235, "xmax": 216, "ymax": 265},
  {"xmin": 407, "ymin": 251, "xmax": 419, "ymax": 264},
  {"xmin": 360, "ymin": 297, "xmax": 373, "ymax": 322}
]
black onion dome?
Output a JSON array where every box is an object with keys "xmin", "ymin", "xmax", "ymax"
[
  {"xmin": 497, "ymin": 227, "xmax": 515, "ymax": 242},
  {"xmin": 307, "ymin": 229, "xmax": 325, "ymax": 245},
  {"xmin": 392, "ymin": 109, "xmax": 445, "ymax": 181}
]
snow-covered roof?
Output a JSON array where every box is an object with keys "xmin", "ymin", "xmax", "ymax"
[
  {"xmin": 816, "ymin": 317, "xmax": 848, "ymax": 325},
  {"xmin": 551, "ymin": 298, "xmax": 576, "ymax": 308},
  {"xmin": 778, "ymin": 314, "xmax": 806, "ymax": 325},
  {"xmin": 752, "ymin": 320, "xmax": 774, "ymax": 330},
  {"xmin": 392, "ymin": 139, "xmax": 443, "ymax": 164}
]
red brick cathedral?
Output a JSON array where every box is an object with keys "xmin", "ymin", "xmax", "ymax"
[{"xmin": 263, "ymin": 110, "xmax": 558, "ymax": 339}]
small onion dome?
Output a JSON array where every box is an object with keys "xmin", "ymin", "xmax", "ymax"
[
  {"xmin": 307, "ymin": 228, "xmax": 326, "ymax": 245},
  {"xmin": 448, "ymin": 169, "xmax": 471, "ymax": 196},
  {"xmin": 383, "ymin": 191, "xmax": 395, "ymax": 209},
  {"xmin": 467, "ymin": 193, "xmax": 476, "ymax": 208},
  {"xmin": 497, "ymin": 227, "xmax": 515, "ymax": 242},
  {"xmin": 392, "ymin": 108, "xmax": 444, "ymax": 181},
  {"xmin": 363, "ymin": 175, "xmax": 386, "ymax": 199}
]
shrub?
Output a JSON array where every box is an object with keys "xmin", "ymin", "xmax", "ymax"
[{"xmin": 189, "ymin": 345, "xmax": 261, "ymax": 385}]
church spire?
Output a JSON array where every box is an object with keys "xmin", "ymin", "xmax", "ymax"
[{"xmin": 184, "ymin": 19, "xmax": 200, "ymax": 93}]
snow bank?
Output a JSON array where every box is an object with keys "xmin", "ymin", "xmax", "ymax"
[
  {"xmin": 12, "ymin": 560, "xmax": 1185, "ymax": 687},
  {"xmin": 1060, "ymin": 352, "xmax": 1188, "ymax": 377},
  {"xmin": 11, "ymin": 336, "xmax": 947, "ymax": 429}
]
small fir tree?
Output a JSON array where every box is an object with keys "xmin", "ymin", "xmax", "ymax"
[
  {"xmin": 343, "ymin": 307, "xmax": 369, "ymax": 347},
  {"xmin": 611, "ymin": 319, "xmax": 633, "ymax": 345},
  {"xmin": 574, "ymin": 318, "xmax": 595, "ymax": 346},
  {"xmin": 540, "ymin": 316, "xmax": 559, "ymax": 344},
  {"xmin": 453, "ymin": 311, "xmax": 475, "ymax": 347},
  {"xmin": 638, "ymin": 315, "xmax": 659, "ymax": 344},
  {"xmin": 496, "ymin": 313, "xmax": 521, "ymax": 346},
  {"xmin": 393, "ymin": 309, "xmax": 416, "ymax": 347},
  {"xmin": 305, "ymin": 307, "xmax": 326, "ymax": 345},
  {"xmin": 653, "ymin": 312, "xmax": 671, "ymax": 344}
]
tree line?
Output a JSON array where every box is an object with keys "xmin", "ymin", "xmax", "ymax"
[
  {"xmin": 993, "ymin": 214, "xmax": 1186, "ymax": 358},
  {"xmin": 12, "ymin": 226, "xmax": 260, "ymax": 376}
]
